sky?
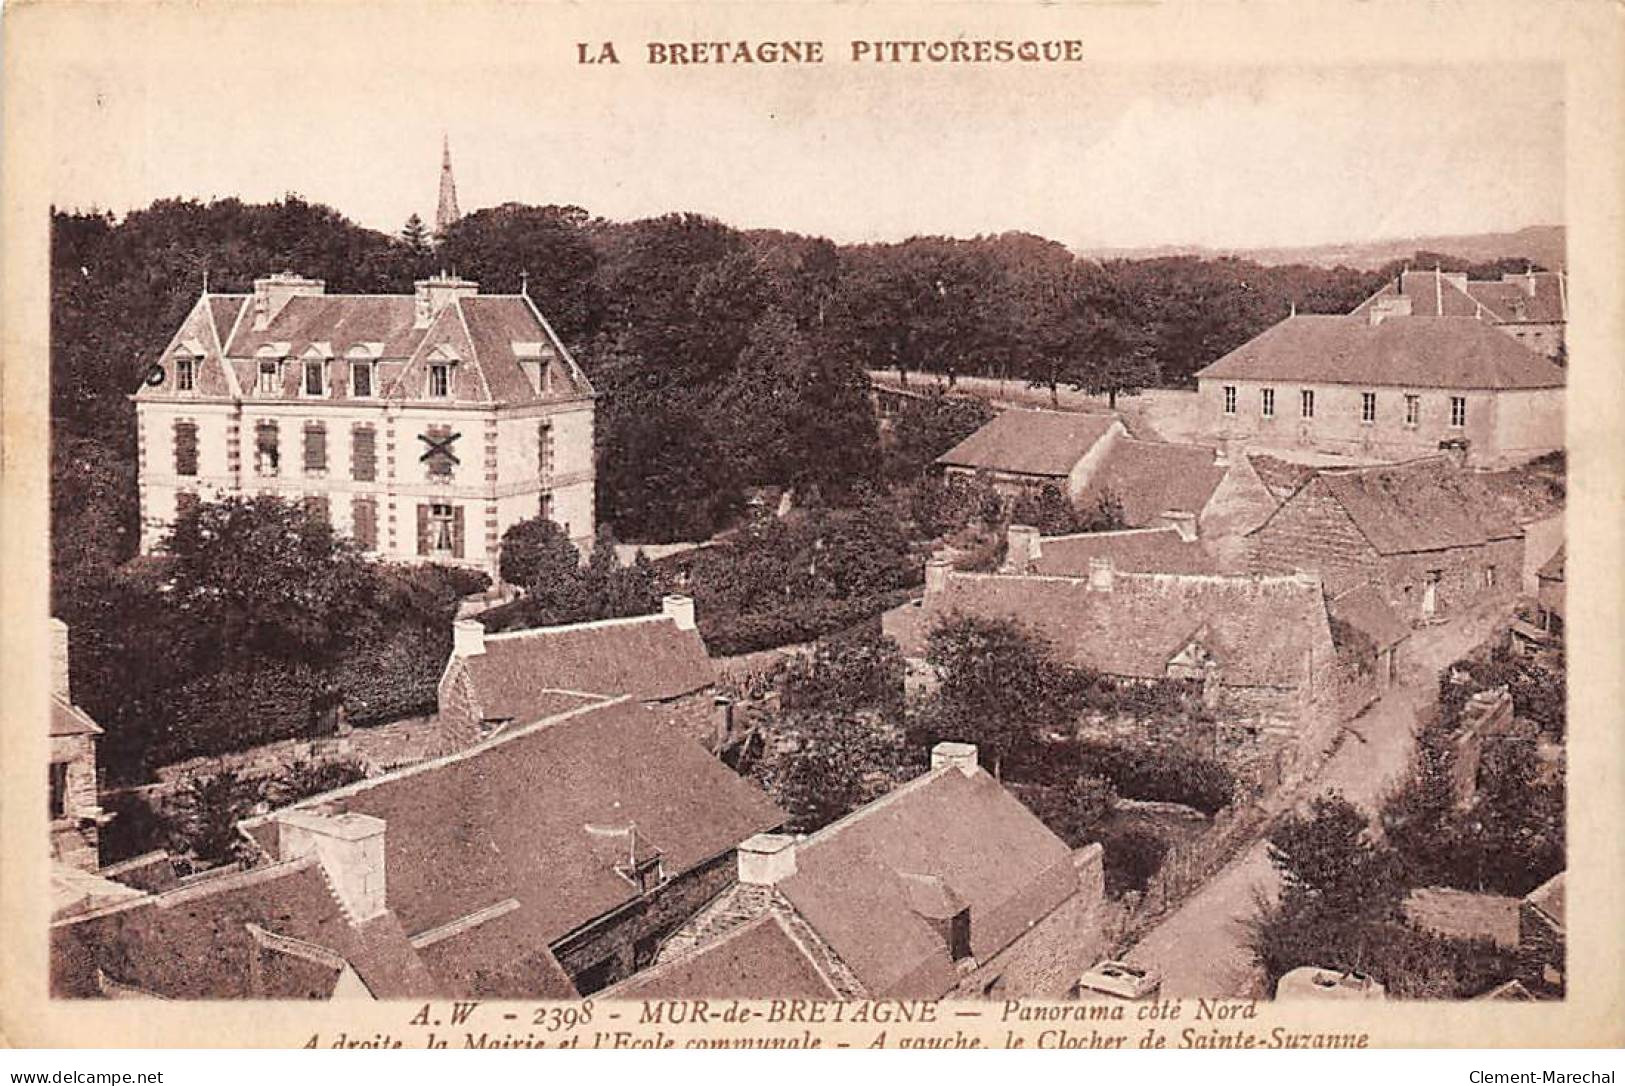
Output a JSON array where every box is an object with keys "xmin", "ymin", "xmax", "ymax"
[{"xmin": 42, "ymin": 6, "xmax": 1564, "ymax": 252}]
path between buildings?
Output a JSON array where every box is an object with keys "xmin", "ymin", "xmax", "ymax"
[{"xmin": 1121, "ymin": 604, "xmax": 1512, "ymax": 998}]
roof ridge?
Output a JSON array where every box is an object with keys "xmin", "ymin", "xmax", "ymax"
[
  {"xmin": 482, "ymin": 611, "xmax": 676, "ymax": 642},
  {"xmin": 1039, "ymin": 526, "xmax": 1181, "ymax": 544},
  {"xmin": 796, "ymin": 766, "xmax": 956, "ymax": 852}
]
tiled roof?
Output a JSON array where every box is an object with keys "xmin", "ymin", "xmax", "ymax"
[
  {"xmin": 262, "ymin": 699, "xmax": 784, "ymax": 950},
  {"xmin": 1032, "ymin": 528, "xmax": 1219, "ymax": 576},
  {"xmin": 1464, "ymin": 274, "xmax": 1566, "ymax": 324},
  {"xmin": 1195, "ymin": 315, "xmax": 1565, "ymax": 390},
  {"xmin": 1352, "ymin": 272, "xmax": 1482, "ymax": 318},
  {"xmin": 1328, "ymin": 584, "xmax": 1411, "ymax": 651},
  {"xmin": 1075, "ymin": 438, "xmax": 1227, "ymax": 526},
  {"xmin": 776, "ymin": 765, "xmax": 1078, "ymax": 998},
  {"xmin": 51, "ymin": 694, "xmax": 102, "ymax": 737},
  {"xmin": 605, "ymin": 912, "xmax": 839, "ymax": 999},
  {"xmin": 1402, "ymin": 887, "xmax": 1521, "ymax": 949},
  {"xmin": 464, "ymin": 614, "xmax": 716, "ymax": 720},
  {"xmin": 226, "ymin": 295, "xmax": 423, "ymax": 361},
  {"xmin": 1537, "ymin": 545, "xmax": 1564, "ymax": 582},
  {"xmin": 1314, "ymin": 457, "xmax": 1523, "ymax": 555},
  {"xmin": 883, "ymin": 569, "xmax": 1328, "ymax": 687},
  {"xmin": 936, "ymin": 410, "xmax": 1120, "ymax": 477}
]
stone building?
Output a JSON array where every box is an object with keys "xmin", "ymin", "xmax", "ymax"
[
  {"xmin": 882, "ymin": 561, "xmax": 1338, "ymax": 768},
  {"xmin": 48, "ymin": 620, "xmax": 105, "ymax": 872},
  {"xmin": 605, "ymin": 743, "xmax": 1108, "ymax": 1000},
  {"xmin": 131, "ymin": 271, "xmax": 595, "ymax": 575},
  {"xmin": 1247, "ymin": 456, "xmax": 1524, "ymax": 626},
  {"xmin": 435, "ymin": 594, "xmax": 724, "ymax": 755},
  {"xmin": 1193, "ymin": 310, "xmax": 1564, "ymax": 468},
  {"xmin": 1352, "ymin": 268, "xmax": 1567, "ymax": 361},
  {"xmin": 936, "ymin": 409, "xmax": 1125, "ymax": 500},
  {"xmin": 51, "ymin": 698, "xmax": 784, "ymax": 999}
]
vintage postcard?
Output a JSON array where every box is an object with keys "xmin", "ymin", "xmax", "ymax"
[{"xmin": 2, "ymin": 0, "xmax": 1621, "ymax": 1053}]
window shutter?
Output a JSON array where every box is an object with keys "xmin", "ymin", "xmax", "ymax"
[
  {"xmin": 303, "ymin": 494, "xmax": 329, "ymax": 525},
  {"xmin": 417, "ymin": 504, "xmax": 430, "ymax": 556},
  {"xmin": 175, "ymin": 490, "xmax": 200, "ymax": 523},
  {"xmin": 351, "ymin": 426, "xmax": 376, "ymax": 482},
  {"xmin": 255, "ymin": 421, "xmax": 280, "ymax": 474},
  {"xmin": 352, "ymin": 498, "xmax": 377, "ymax": 550},
  {"xmin": 452, "ymin": 505, "xmax": 465, "ymax": 558},
  {"xmin": 304, "ymin": 423, "xmax": 328, "ymax": 472},
  {"xmin": 173, "ymin": 421, "xmax": 198, "ymax": 476},
  {"xmin": 425, "ymin": 424, "xmax": 455, "ymax": 478}
]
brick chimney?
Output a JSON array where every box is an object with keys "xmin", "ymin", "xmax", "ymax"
[
  {"xmin": 452, "ymin": 618, "xmax": 486, "ymax": 657},
  {"xmin": 1006, "ymin": 524, "xmax": 1041, "ymax": 574},
  {"xmin": 252, "ymin": 272, "xmax": 325, "ymax": 330},
  {"xmin": 737, "ymin": 832, "xmax": 798, "ymax": 886},
  {"xmin": 925, "ymin": 557, "xmax": 952, "ymax": 596},
  {"xmin": 662, "ymin": 594, "xmax": 697, "ymax": 632},
  {"xmin": 931, "ymin": 741, "xmax": 979, "ymax": 776},
  {"xmin": 277, "ymin": 810, "xmax": 388, "ymax": 924},
  {"xmin": 1088, "ymin": 555, "xmax": 1115, "ymax": 592},
  {"xmin": 49, "ymin": 617, "xmax": 71, "ymax": 701},
  {"xmin": 1159, "ymin": 510, "xmax": 1198, "ymax": 543},
  {"xmin": 414, "ymin": 273, "xmax": 479, "ymax": 328}
]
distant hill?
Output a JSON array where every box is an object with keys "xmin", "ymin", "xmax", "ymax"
[{"xmin": 1082, "ymin": 225, "xmax": 1565, "ymax": 272}]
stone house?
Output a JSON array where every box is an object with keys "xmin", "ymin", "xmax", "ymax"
[
  {"xmin": 132, "ymin": 272, "xmax": 596, "ymax": 575},
  {"xmin": 48, "ymin": 620, "xmax": 106, "ymax": 872},
  {"xmin": 604, "ymin": 742, "xmax": 1108, "ymax": 1000},
  {"xmin": 1007, "ymin": 521, "xmax": 1221, "ymax": 577},
  {"xmin": 936, "ymin": 409, "xmax": 1125, "ymax": 501},
  {"xmin": 1193, "ymin": 308, "xmax": 1564, "ymax": 468},
  {"xmin": 1073, "ymin": 435, "xmax": 1279, "ymax": 545},
  {"xmin": 1353, "ymin": 268, "xmax": 1567, "ymax": 361},
  {"xmin": 435, "ymin": 594, "xmax": 726, "ymax": 756},
  {"xmin": 1325, "ymin": 582, "xmax": 1412, "ymax": 701},
  {"xmin": 881, "ymin": 560, "xmax": 1338, "ymax": 767},
  {"xmin": 52, "ymin": 698, "xmax": 785, "ymax": 999},
  {"xmin": 1247, "ymin": 456, "xmax": 1525, "ymax": 626}
]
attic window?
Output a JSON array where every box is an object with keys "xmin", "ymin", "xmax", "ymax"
[
  {"xmin": 258, "ymin": 360, "xmax": 279, "ymax": 395},
  {"xmin": 303, "ymin": 360, "xmax": 326, "ymax": 397},
  {"xmin": 351, "ymin": 360, "xmax": 374, "ymax": 399},
  {"xmin": 429, "ymin": 363, "xmax": 451, "ymax": 398},
  {"xmin": 175, "ymin": 357, "xmax": 197, "ymax": 392}
]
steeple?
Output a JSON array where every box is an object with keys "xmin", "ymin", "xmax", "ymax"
[{"xmin": 435, "ymin": 134, "xmax": 461, "ymax": 236}]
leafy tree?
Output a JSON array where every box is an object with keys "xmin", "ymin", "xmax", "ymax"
[
  {"xmin": 1268, "ymin": 794, "xmax": 1403, "ymax": 918},
  {"xmin": 779, "ymin": 632, "xmax": 907, "ymax": 722},
  {"xmin": 172, "ymin": 771, "xmax": 264, "ymax": 867},
  {"xmin": 1075, "ymin": 487, "xmax": 1128, "ymax": 532},
  {"xmin": 498, "ymin": 515, "xmax": 582, "ymax": 593},
  {"xmin": 1009, "ymin": 775, "xmax": 1117, "ymax": 848}
]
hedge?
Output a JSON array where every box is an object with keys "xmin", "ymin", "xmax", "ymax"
[{"xmin": 700, "ymin": 589, "xmax": 916, "ymax": 657}]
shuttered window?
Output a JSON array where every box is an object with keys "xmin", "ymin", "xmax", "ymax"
[
  {"xmin": 302, "ymin": 494, "xmax": 330, "ymax": 526},
  {"xmin": 303, "ymin": 423, "xmax": 328, "ymax": 473},
  {"xmin": 538, "ymin": 420, "xmax": 554, "ymax": 479},
  {"xmin": 352, "ymin": 497, "xmax": 377, "ymax": 550},
  {"xmin": 175, "ymin": 490, "xmax": 200, "ymax": 524},
  {"xmin": 351, "ymin": 425, "xmax": 377, "ymax": 481},
  {"xmin": 423, "ymin": 425, "xmax": 457, "ymax": 478},
  {"xmin": 420, "ymin": 502, "xmax": 462, "ymax": 557},
  {"xmin": 173, "ymin": 421, "xmax": 199, "ymax": 476},
  {"xmin": 254, "ymin": 421, "xmax": 280, "ymax": 476}
]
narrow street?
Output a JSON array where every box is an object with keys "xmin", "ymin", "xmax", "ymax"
[{"xmin": 1121, "ymin": 603, "xmax": 1514, "ymax": 998}]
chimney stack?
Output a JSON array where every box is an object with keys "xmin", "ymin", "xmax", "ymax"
[
  {"xmin": 252, "ymin": 272, "xmax": 325, "ymax": 331},
  {"xmin": 49, "ymin": 618, "xmax": 71, "ymax": 701},
  {"xmin": 662, "ymin": 594, "xmax": 697, "ymax": 632},
  {"xmin": 413, "ymin": 273, "xmax": 479, "ymax": 329},
  {"xmin": 453, "ymin": 618, "xmax": 486, "ymax": 657},
  {"xmin": 1006, "ymin": 524, "xmax": 1041, "ymax": 574},
  {"xmin": 712, "ymin": 695, "xmax": 735, "ymax": 750},
  {"xmin": 1088, "ymin": 556, "xmax": 1115, "ymax": 593},
  {"xmin": 1159, "ymin": 510, "xmax": 1198, "ymax": 543},
  {"xmin": 931, "ymin": 741, "xmax": 979, "ymax": 776},
  {"xmin": 737, "ymin": 832, "xmax": 798, "ymax": 886},
  {"xmin": 278, "ymin": 810, "xmax": 389, "ymax": 924},
  {"xmin": 925, "ymin": 557, "xmax": 952, "ymax": 596}
]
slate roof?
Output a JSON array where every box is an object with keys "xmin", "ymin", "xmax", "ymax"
[
  {"xmin": 1327, "ymin": 583, "xmax": 1411, "ymax": 652},
  {"xmin": 1402, "ymin": 887, "xmax": 1521, "ymax": 949},
  {"xmin": 1031, "ymin": 527, "xmax": 1220, "ymax": 576},
  {"xmin": 1352, "ymin": 271, "xmax": 1482, "ymax": 318},
  {"xmin": 774, "ymin": 764, "xmax": 1078, "ymax": 998},
  {"xmin": 936, "ymin": 410, "xmax": 1120, "ymax": 478},
  {"xmin": 1194, "ymin": 315, "xmax": 1565, "ymax": 390},
  {"xmin": 51, "ymin": 694, "xmax": 102, "ymax": 738},
  {"xmin": 255, "ymin": 699, "xmax": 784, "ymax": 951},
  {"xmin": 883, "ymin": 569, "xmax": 1328, "ymax": 688},
  {"xmin": 605, "ymin": 912, "xmax": 840, "ymax": 999},
  {"xmin": 1464, "ymin": 274, "xmax": 1567, "ymax": 324},
  {"xmin": 463, "ymin": 614, "xmax": 716, "ymax": 722},
  {"xmin": 1076, "ymin": 438, "xmax": 1227, "ymax": 526},
  {"xmin": 1525, "ymin": 871, "xmax": 1565, "ymax": 931},
  {"xmin": 1310, "ymin": 457, "xmax": 1524, "ymax": 555}
]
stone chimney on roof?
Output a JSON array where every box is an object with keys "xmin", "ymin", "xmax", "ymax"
[
  {"xmin": 252, "ymin": 272, "xmax": 325, "ymax": 331},
  {"xmin": 452, "ymin": 618, "xmax": 486, "ymax": 657},
  {"xmin": 1159, "ymin": 510, "xmax": 1198, "ymax": 543},
  {"xmin": 737, "ymin": 832, "xmax": 798, "ymax": 886},
  {"xmin": 1088, "ymin": 556, "xmax": 1114, "ymax": 593},
  {"xmin": 925, "ymin": 557, "xmax": 953, "ymax": 596},
  {"xmin": 278, "ymin": 810, "xmax": 388, "ymax": 924},
  {"xmin": 1006, "ymin": 524, "xmax": 1041, "ymax": 574},
  {"xmin": 50, "ymin": 617, "xmax": 71, "ymax": 701},
  {"xmin": 414, "ymin": 273, "xmax": 479, "ymax": 328},
  {"xmin": 662, "ymin": 594, "xmax": 697, "ymax": 632},
  {"xmin": 931, "ymin": 741, "xmax": 979, "ymax": 776},
  {"xmin": 1368, "ymin": 295, "xmax": 1413, "ymax": 327}
]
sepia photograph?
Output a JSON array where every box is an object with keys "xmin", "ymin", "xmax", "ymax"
[{"xmin": 2, "ymin": 0, "xmax": 1621, "ymax": 1058}]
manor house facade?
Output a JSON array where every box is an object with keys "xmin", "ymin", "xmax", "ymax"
[{"xmin": 132, "ymin": 272, "xmax": 595, "ymax": 574}]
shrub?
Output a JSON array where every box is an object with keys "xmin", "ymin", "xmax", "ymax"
[
  {"xmin": 171, "ymin": 771, "xmax": 265, "ymax": 867},
  {"xmin": 1100, "ymin": 825, "xmax": 1170, "ymax": 896},
  {"xmin": 700, "ymin": 591, "xmax": 912, "ymax": 657},
  {"xmin": 266, "ymin": 758, "xmax": 369, "ymax": 808},
  {"xmin": 1076, "ymin": 741, "xmax": 1235, "ymax": 815}
]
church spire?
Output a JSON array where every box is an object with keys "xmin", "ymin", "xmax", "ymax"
[{"xmin": 435, "ymin": 134, "xmax": 461, "ymax": 236}]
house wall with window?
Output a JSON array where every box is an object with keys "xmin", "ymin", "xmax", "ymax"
[{"xmin": 1196, "ymin": 377, "xmax": 1518, "ymax": 465}]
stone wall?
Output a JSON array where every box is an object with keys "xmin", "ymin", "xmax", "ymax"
[{"xmin": 50, "ymin": 733, "xmax": 102, "ymax": 870}]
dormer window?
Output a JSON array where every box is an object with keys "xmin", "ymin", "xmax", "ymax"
[
  {"xmin": 303, "ymin": 360, "xmax": 326, "ymax": 397},
  {"xmin": 176, "ymin": 357, "xmax": 197, "ymax": 392},
  {"xmin": 258, "ymin": 360, "xmax": 279, "ymax": 395},
  {"xmin": 351, "ymin": 360, "xmax": 374, "ymax": 399},
  {"xmin": 429, "ymin": 363, "xmax": 451, "ymax": 398}
]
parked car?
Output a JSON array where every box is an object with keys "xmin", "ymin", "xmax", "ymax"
[{"xmin": 1072, "ymin": 960, "xmax": 1162, "ymax": 1000}]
